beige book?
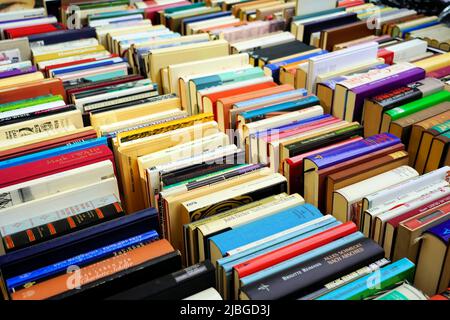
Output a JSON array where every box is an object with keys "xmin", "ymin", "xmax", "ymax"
[
  {"xmin": 147, "ymin": 40, "xmax": 229, "ymax": 93},
  {"xmin": 0, "ymin": 72, "xmax": 43, "ymax": 88},
  {"xmin": 162, "ymin": 167, "xmax": 274, "ymax": 260},
  {"xmin": 89, "ymin": 96, "xmax": 181, "ymax": 129},
  {"xmin": 116, "ymin": 121, "xmax": 220, "ymax": 214},
  {"xmin": 96, "ymin": 20, "xmax": 152, "ymax": 46},
  {"xmin": 137, "ymin": 132, "xmax": 230, "ymax": 207},
  {"xmin": 0, "ymin": 110, "xmax": 83, "ymax": 141},
  {"xmin": 105, "ymin": 25, "xmax": 158, "ymax": 52}
]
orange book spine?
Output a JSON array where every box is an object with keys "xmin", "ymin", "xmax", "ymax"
[{"xmin": 11, "ymin": 239, "xmax": 174, "ymax": 300}]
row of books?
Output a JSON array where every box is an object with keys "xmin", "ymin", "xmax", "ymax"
[{"xmin": 0, "ymin": 0, "xmax": 448, "ymax": 300}]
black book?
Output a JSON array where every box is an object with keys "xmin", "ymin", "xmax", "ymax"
[
  {"xmin": 302, "ymin": 13, "xmax": 358, "ymax": 45},
  {"xmin": 52, "ymin": 250, "xmax": 182, "ymax": 300},
  {"xmin": 250, "ymin": 40, "xmax": 316, "ymax": 67},
  {"xmin": 106, "ymin": 260, "xmax": 215, "ymax": 300},
  {"xmin": 0, "ymin": 105, "xmax": 77, "ymax": 127},
  {"xmin": 239, "ymin": 238, "xmax": 384, "ymax": 300}
]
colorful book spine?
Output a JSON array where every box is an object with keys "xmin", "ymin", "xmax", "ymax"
[
  {"xmin": 193, "ymin": 68, "xmax": 266, "ymax": 91},
  {"xmin": 240, "ymin": 237, "xmax": 384, "ymax": 299},
  {"xmin": 6, "ymin": 230, "xmax": 159, "ymax": 291},
  {"xmin": 305, "ymin": 133, "xmax": 400, "ymax": 169},
  {"xmin": 316, "ymin": 258, "xmax": 416, "ymax": 300},
  {"xmin": 386, "ymin": 90, "xmax": 450, "ymax": 121},
  {"xmin": 3, "ymin": 201, "xmax": 126, "ymax": 252},
  {"xmin": 209, "ymin": 204, "xmax": 323, "ymax": 257}
]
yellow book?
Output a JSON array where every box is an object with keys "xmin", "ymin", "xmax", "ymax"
[
  {"xmin": 413, "ymin": 52, "xmax": 450, "ymax": 73},
  {"xmin": 392, "ymin": 16, "xmax": 439, "ymax": 38},
  {"xmin": 116, "ymin": 117, "xmax": 216, "ymax": 214},
  {"xmin": 147, "ymin": 40, "xmax": 229, "ymax": 93},
  {"xmin": 33, "ymin": 45, "xmax": 106, "ymax": 63},
  {"xmin": 0, "ymin": 72, "xmax": 44, "ymax": 88}
]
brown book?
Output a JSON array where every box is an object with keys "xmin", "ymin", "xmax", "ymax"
[
  {"xmin": 384, "ymin": 14, "xmax": 425, "ymax": 35},
  {"xmin": 11, "ymin": 239, "xmax": 175, "ymax": 300},
  {"xmin": 320, "ymin": 21, "xmax": 375, "ymax": 52},
  {"xmin": 408, "ymin": 107, "xmax": 450, "ymax": 167},
  {"xmin": 389, "ymin": 101, "xmax": 449, "ymax": 146},
  {"xmin": 326, "ymin": 150, "xmax": 409, "ymax": 218},
  {"xmin": 414, "ymin": 121, "xmax": 450, "ymax": 174},
  {"xmin": 304, "ymin": 142, "xmax": 405, "ymax": 213},
  {"xmin": 424, "ymin": 132, "xmax": 450, "ymax": 173}
]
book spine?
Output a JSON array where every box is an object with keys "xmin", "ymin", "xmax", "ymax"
[
  {"xmin": 7, "ymin": 230, "xmax": 160, "ymax": 292},
  {"xmin": 3, "ymin": 202, "xmax": 125, "ymax": 252},
  {"xmin": 235, "ymin": 222, "xmax": 358, "ymax": 278},
  {"xmin": 10, "ymin": 239, "xmax": 174, "ymax": 300},
  {"xmin": 308, "ymin": 133, "xmax": 400, "ymax": 169},
  {"xmin": 240, "ymin": 237, "xmax": 384, "ymax": 299}
]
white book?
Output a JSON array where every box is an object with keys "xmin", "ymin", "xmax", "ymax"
[
  {"xmin": 95, "ymin": 20, "xmax": 152, "ymax": 46},
  {"xmin": 37, "ymin": 51, "xmax": 112, "ymax": 70},
  {"xmin": 295, "ymin": 0, "xmax": 338, "ymax": 17},
  {"xmin": 374, "ymin": 283, "xmax": 427, "ymax": 300},
  {"xmin": 0, "ymin": 178, "xmax": 120, "ymax": 236},
  {"xmin": 0, "ymin": 160, "xmax": 115, "ymax": 211},
  {"xmin": 31, "ymin": 38, "xmax": 100, "ymax": 56},
  {"xmin": 332, "ymin": 166, "xmax": 419, "ymax": 224},
  {"xmin": 188, "ymin": 16, "xmax": 237, "ymax": 35},
  {"xmin": 111, "ymin": 28, "xmax": 171, "ymax": 43},
  {"xmin": 0, "ymin": 60, "xmax": 31, "ymax": 72},
  {"xmin": 307, "ymin": 42, "xmax": 379, "ymax": 94},
  {"xmin": 246, "ymin": 105, "xmax": 324, "ymax": 162},
  {"xmin": 183, "ymin": 288, "xmax": 223, "ymax": 300},
  {"xmin": 363, "ymin": 179, "xmax": 449, "ymax": 238},
  {"xmin": 362, "ymin": 166, "xmax": 449, "ymax": 214},
  {"xmin": 88, "ymin": 14, "xmax": 144, "ymax": 28},
  {"xmin": 146, "ymin": 144, "xmax": 238, "ymax": 207},
  {"xmin": 0, "ymin": 8, "xmax": 46, "ymax": 22},
  {"xmin": 50, "ymin": 57, "xmax": 124, "ymax": 75},
  {"xmin": 386, "ymin": 39, "xmax": 428, "ymax": 63},
  {"xmin": 373, "ymin": 183, "xmax": 450, "ymax": 245}
]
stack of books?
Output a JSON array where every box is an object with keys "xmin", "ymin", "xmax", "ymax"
[{"xmin": 0, "ymin": 0, "xmax": 448, "ymax": 301}]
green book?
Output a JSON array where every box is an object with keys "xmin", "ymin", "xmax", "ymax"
[
  {"xmin": 316, "ymin": 258, "xmax": 415, "ymax": 300},
  {"xmin": 78, "ymin": 0, "xmax": 130, "ymax": 10},
  {"xmin": 164, "ymin": 2, "xmax": 205, "ymax": 15},
  {"xmin": 380, "ymin": 90, "xmax": 450, "ymax": 133},
  {"xmin": 0, "ymin": 95, "xmax": 63, "ymax": 113}
]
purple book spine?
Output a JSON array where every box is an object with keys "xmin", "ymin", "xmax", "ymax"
[
  {"xmin": 351, "ymin": 67, "xmax": 426, "ymax": 122},
  {"xmin": 426, "ymin": 219, "xmax": 450, "ymax": 245},
  {"xmin": 0, "ymin": 66, "xmax": 36, "ymax": 79},
  {"xmin": 306, "ymin": 133, "xmax": 401, "ymax": 169}
]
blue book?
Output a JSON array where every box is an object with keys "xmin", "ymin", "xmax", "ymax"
[
  {"xmin": 0, "ymin": 208, "xmax": 159, "ymax": 276},
  {"xmin": 51, "ymin": 58, "xmax": 125, "ymax": 75},
  {"xmin": 84, "ymin": 70, "xmax": 128, "ymax": 82},
  {"xmin": 303, "ymin": 133, "xmax": 400, "ymax": 171},
  {"xmin": 321, "ymin": 64, "xmax": 389, "ymax": 90},
  {"xmin": 401, "ymin": 21, "xmax": 440, "ymax": 38},
  {"xmin": 317, "ymin": 258, "xmax": 416, "ymax": 300},
  {"xmin": 265, "ymin": 50, "xmax": 328, "ymax": 82},
  {"xmin": 27, "ymin": 27, "xmax": 97, "ymax": 46},
  {"xmin": 0, "ymin": 137, "xmax": 108, "ymax": 170},
  {"xmin": 292, "ymin": 8, "xmax": 346, "ymax": 21},
  {"xmin": 6, "ymin": 230, "xmax": 159, "ymax": 290},
  {"xmin": 209, "ymin": 204, "xmax": 323, "ymax": 264},
  {"xmin": 217, "ymin": 215, "xmax": 340, "ymax": 299},
  {"xmin": 241, "ymin": 95, "xmax": 320, "ymax": 123},
  {"xmin": 240, "ymin": 232, "xmax": 365, "ymax": 288}
]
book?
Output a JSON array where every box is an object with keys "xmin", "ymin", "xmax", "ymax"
[
  {"xmin": 413, "ymin": 52, "xmax": 450, "ymax": 73},
  {"xmin": 208, "ymin": 204, "xmax": 323, "ymax": 265},
  {"xmin": 316, "ymin": 258, "xmax": 416, "ymax": 300},
  {"xmin": 380, "ymin": 90, "xmax": 450, "ymax": 134},
  {"xmin": 183, "ymin": 287, "xmax": 222, "ymax": 300},
  {"xmin": 106, "ymin": 260, "xmax": 215, "ymax": 300},
  {"xmin": 425, "ymin": 132, "xmax": 450, "ymax": 173},
  {"xmin": 240, "ymin": 237, "xmax": 384, "ymax": 300},
  {"xmin": 363, "ymin": 77, "xmax": 444, "ymax": 137},
  {"xmin": 414, "ymin": 219, "xmax": 450, "ymax": 295},
  {"xmin": 332, "ymin": 165, "xmax": 419, "ymax": 224},
  {"xmin": 320, "ymin": 20, "xmax": 375, "ymax": 52},
  {"xmin": 374, "ymin": 283, "xmax": 428, "ymax": 300}
]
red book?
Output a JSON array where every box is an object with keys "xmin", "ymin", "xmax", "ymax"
[
  {"xmin": 144, "ymin": 1, "xmax": 191, "ymax": 22},
  {"xmin": 426, "ymin": 65, "xmax": 450, "ymax": 79},
  {"xmin": 44, "ymin": 54, "xmax": 118, "ymax": 76},
  {"xmin": 378, "ymin": 48, "xmax": 394, "ymax": 65},
  {"xmin": 202, "ymin": 81, "xmax": 277, "ymax": 120},
  {"xmin": 0, "ymin": 78, "xmax": 66, "ymax": 104},
  {"xmin": 285, "ymin": 137, "xmax": 362, "ymax": 194},
  {"xmin": 338, "ymin": 0, "xmax": 365, "ymax": 8},
  {"xmin": 0, "ymin": 129, "xmax": 98, "ymax": 161},
  {"xmin": 430, "ymin": 288, "xmax": 450, "ymax": 300},
  {"xmin": 233, "ymin": 222, "xmax": 358, "ymax": 278},
  {"xmin": 0, "ymin": 145, "xmax": 114, "ymax": 188},
  {"xmin": 5, "ymin": 23, "xmax": 66, "ymax": 39}
]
